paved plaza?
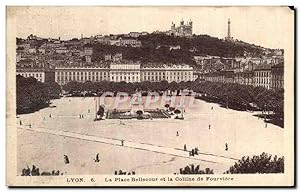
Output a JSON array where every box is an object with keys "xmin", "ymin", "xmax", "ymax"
[{"xmin": 17, "ymin": 96, "xmax": 284, "ymax": 175}]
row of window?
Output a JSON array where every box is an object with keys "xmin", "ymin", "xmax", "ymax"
[
  {"xmin": 58, "ymin": 75, "xmax": 109, "ymax": 82},
  {"xmin": 56, "ymin": 71, "xmax": 108, "ymax": 76},
  {"xmin": 255, "ymin": 71, "xmax": 270, "ymax": 77},
  {"xmin": 111, "ymin": 72, "xmax": 139, "ymax": 75},
  {"xmin": 17, "ymin": 73, "xmax": 43, "ymax": 78},
  {"xmin": 111, "ymin": 76, "xmax": 139, "ymax": 81},
  {"xmin": 255, "ymin": 77, "xmax": 269, "ymax": 84}
]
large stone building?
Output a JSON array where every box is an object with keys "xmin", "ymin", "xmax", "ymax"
[
  {"xmin": 110, "ymin": 62, "xmax": 141, "ymax": 83},
  {"xmin": 16, "ymin": 68, "xmax": 55, "ymax": 83},
  {"xmin": 271, "ymin": 63, "xmax": 284, "ymax": 90},
  {"xmin": 166, "ymin": 20, "xmax": 193, "ymax": 37},
  {"xmin": 53, "ymin": 62, "xmax": 195, "ymax": 85},
  {"xmin": 141, "ymin": 64, "xmax": 195, "ymax": 82},
  {"xmin": 55, "ymin": 66, "xmax": 109, "ymax": 85},
  {"xmin": 253, "ymin": 66, "xmax": 271, "ymax": 89}
]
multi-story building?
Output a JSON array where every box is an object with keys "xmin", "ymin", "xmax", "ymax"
[
  {"xmin": 164, "ymin": 65, "xmax": 194, "ymax": 82},
  {"xmin": 16, "ymin": 68, "xmax": 55, "ymax": 83},
  {"xmin": 254, "ymin": 66, "xmax": 271, "ymax": 89},
  {"xmin": 53, "ymin": 62, "xmax": 195, "ymax": 85},
  {"xmin": 233, "ymin": 71, "xmax": 254, "ymax": 85},
  {"xmin": 108, "ymin": 38, "xmax": 142, "ymax": 47},
  {"xmin": 204, "ymin": 70, "xmax": 234, "ymax": 83},
  {"xmin": 271, "ymin": 62, "xmax": 284, "ymax": 90},
  {"xmin": 141, "ymin": 66, "xmax": 166, "ymax": 82},
  {"xmin": 109, "ymin": 62, "xmax": 141, "ymax": 83},
  {"xmin": 55, "ymin": 66, "xmax": 110, "ymax": 85},
  {"xmin": 83, "ymin": 46, "xmax": 93, "ymax": 56}
]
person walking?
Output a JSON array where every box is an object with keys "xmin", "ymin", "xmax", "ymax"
[
  {"xmin": 184, "ymin": 144, "xmax": 187, "ymax": 151},
  {"xmin": 121, "ymin": 139, "xmax": 124, "ymax": 146},
  {"xmin": 225, "ymin": 143, "xmax": 228, "ymax": 151},
  {"xmin": 176, "ymin": 131, "xmax": 179, "ymax": 136},
  {"xmin": 209, "ymin": 124, "xmax": 211, "ymax": 129},
  {"xmin": 95, "ymin": 153, "xmax": 100, "ymax": 162},
  {"xmin": 64, "ymin": 155, "xmax": 70, "ymax": 164}
]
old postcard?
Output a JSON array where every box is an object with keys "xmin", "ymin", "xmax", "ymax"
[{"xmin": 6, "ymin": 6, "xmax": 294, "ymax": 187}]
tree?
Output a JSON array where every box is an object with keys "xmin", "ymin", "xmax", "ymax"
[
  {"xmin": 136, "ymin": 110, "xmax": 143, "ymax": 116},
  {"xmin": 225, "ymin": 153, "xmax": 284, "ymax": 174},
  {"xmin": 164, "ymin": 104, "xmax": 170, "ymax": 109},
  {"xmin": 179, "ymin": 164, "xmax": 214, "ymax": 174},
  {"xmin": 16, "ymin": 75, "xmax": 58, "ymax": 114},
  {"xmin": 169, "ymin": 107, "xmax": 175, "ymax": 111},
  {"xmin": 174, "ymin": 109, "xmax": 181, "ymax": 118},
  {"xmin": 63, "ymin": 81, "xmax": 82, "ymax": 93}
]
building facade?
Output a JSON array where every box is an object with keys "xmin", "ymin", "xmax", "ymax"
[
  {"xmin": 53, "ymin": 62, "xmax": 195, "ymax": 85},
  {"xmin": 271, "ymin": 63, "xmax": 284, "ymax": 90},
  {"xmin": 254, "ymin": 67, "xmax": 271, "ymax": 89},
  {"xmin": 55, "ymin": 67, "xmax": 110, "ymax": 85},
  {"xmin": 110, "ymin": 62, "xmax": 141, "ymax": 83},
  {"xmin": 16, "ymin": 68, "xmax": 55, "ymax": 83}
]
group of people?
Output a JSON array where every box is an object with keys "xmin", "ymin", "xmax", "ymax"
[
  {"xmin": 183, "ymin": 142, "xmax": 229, "ymax": 157},
  {"xmin": 115, "ymin": 170, "xmax": 135, "ymax": 175},
  {"xmin": 63, "ymin": 153, "xmax": 101, "ymax": 164}
]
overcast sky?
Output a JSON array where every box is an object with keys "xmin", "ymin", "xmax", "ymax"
[{"xmin": 11, "ymin": 6, "xmax": 293, "ymax": 49}]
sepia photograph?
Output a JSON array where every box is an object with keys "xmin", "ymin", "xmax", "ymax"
[{"xmin": 6, "ymin": 6, "xmax": 295, "ymax": 187}]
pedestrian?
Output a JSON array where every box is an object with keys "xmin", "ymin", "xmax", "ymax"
[
  {"xmin": 20, "ymin": 120, "xmax": 22, "ymax": 126},
  {"xmin": 176, "ymin": 131, "xmax": 179, "ymax": 136},
  {"xmin": 195, "ymin": 147, "xmax": 199, "ymax": 155},
  {"xmin": 225, "ymin": 143, "xmax": 228, "ymax": 151},
  {"xmin": 64, "ymin": 155, "xmax": 70, "ymax": 164},
  {"xmin": 88, "ymin": 109, "xmax": 90, "ymax": 113},
  {"xmin": 265, "ymin": 123, "xmax": 267, "ymax": 128},
  {"xmin": 95, "ymin": 153, "xmax": 100, "ymax": 162},
  {"xmin": 49, "ymin": 114, "xmax": 51, "ymax": 118},
  {"xmin": 29, "ymin": 124, "xmax": 31, "ymax": 128},
  {"xmin": 79, "ymin": 115, "xmax": 81, "ymax": 119},
  {"xmin": 191, "ymin": 149, "xmax": 195, "ymax": 156},
  {"xmin": 121, "ymin": 139, "xmax": 124, "ymax": 146},
  {"xmin": 209, "ymin": 124, "xmax": 211, "ymax": 129},
  {"xmin": 82, "ymin": 115, "xmax": 84, "ymax": 118},
  {"xmin": 184, "ymin": 144, "xmax": 187, "ymax": 151},
  {"xmin": 211, "ymin": 106, "xmax": 213, "ymax": 110}
]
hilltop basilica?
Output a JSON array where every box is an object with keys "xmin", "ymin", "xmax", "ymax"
[{"xmin": 166, "ymin": 20, "xmax": 193, "ymax": 37}]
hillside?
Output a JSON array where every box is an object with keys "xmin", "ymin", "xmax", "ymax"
[{"xmin": 91, "ymin": 34, "xmax": 265, "ymax": 68}]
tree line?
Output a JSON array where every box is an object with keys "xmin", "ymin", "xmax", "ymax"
[
  {"xmin": 178, "ymin": 153, "xmax": 284, "ymax": 174},
  {"xmin": 16, "ymin": 75, "xmax": 61, "ymax": 114},
  {"xmin": 62, "ymin": 80, "xmax": 283, "ymax": 121},
  {"xmin": 192, "ymin": 81, "xmax": 284, "ymax": 127}
]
